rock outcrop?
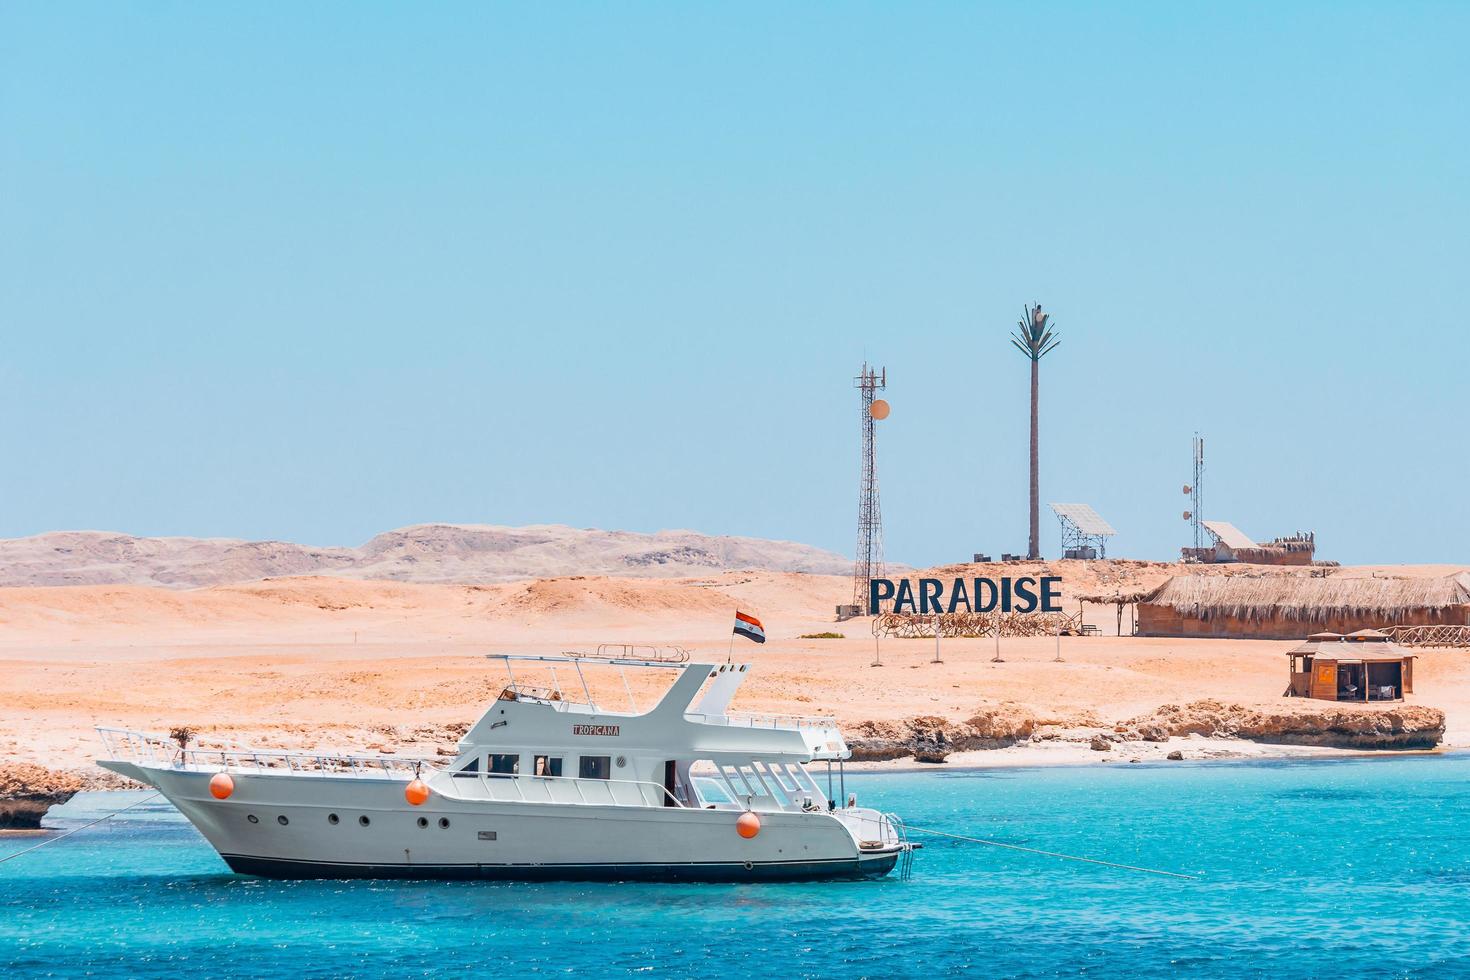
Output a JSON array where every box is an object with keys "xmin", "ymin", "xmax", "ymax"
[
  {"xmin": 0, "ymin": 765, "xmax": 84, "ymax": 830},
  {"xmin": 847, "ymin": 699, "xmax": 1445, "ymax": 762},
  {"xmin": 0, "ymin": 765, "xmax": 144, "ymax": 830},
  {"xmin": 1122, "ymin": 700, "xmax": 1445, "ymax": 750},
  {"xmin": 846, "ymin": 703, "xmax": 1038, "ymax": 762}
]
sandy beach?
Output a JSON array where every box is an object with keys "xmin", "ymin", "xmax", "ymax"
[{"xmin": 2, "ymin": 561, "xmax": 1465, "ymax": 777}]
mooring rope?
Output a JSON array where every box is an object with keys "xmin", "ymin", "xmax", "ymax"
[
  {"xmin": 906, "ymin": 825, "xmax": 1198, "ymax": 880},
  {"xmin": 0, "ymin": 793, "xmax": 162, "ymax": 868}
]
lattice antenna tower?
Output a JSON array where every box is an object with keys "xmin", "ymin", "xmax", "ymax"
[
  {"xmin": 853, "ymin": 363, "xmax": 887, "ymax": 607},
  {"xmin": 1185, "ymin": 433, "xmax": 1205, "ymax": 551}
]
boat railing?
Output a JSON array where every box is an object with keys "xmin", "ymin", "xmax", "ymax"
[
  {"xmin": 835, "ymin": 806, "xmax": 905, "ymax": 850},
  {"xmin": 445, "ymin": 771, "xmax": 682, "ymax": 808},
  {"xmin": 97, "ymin": 727, "xmax": 437, "ymax": 778},
  {"xmin": 593, "ymin": 643, "xmax": 690, "ymax": 663},
  {"xmin": 683, "ymin": 711, "xmax": 839, "ymax": 731}
]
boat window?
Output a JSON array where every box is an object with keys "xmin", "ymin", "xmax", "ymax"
[
  {"xmin": 533, "ymin": 755, "xmax": 563, "ymax": 777},
  {"xmin": 579, "ymin": 756, "xmax": 612, "ymax": 780},
  {"xmin": 488, "ymin": 753, "xmax": 520, "ymax": 777},
  {"xmin": 692, "ymin": 776, "xmax": 732, "ymax": 805},
  {"xmin": 454, "ymin": 757, "xmax": 480, "ymax": 778}
]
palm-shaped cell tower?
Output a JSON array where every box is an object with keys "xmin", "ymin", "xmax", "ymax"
[{"xmin": 853, "ymin": 362, "xmax": 888, "ymax": 608}]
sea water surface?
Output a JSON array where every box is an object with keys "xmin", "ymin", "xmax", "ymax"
[{"xmin": 4, "ymin": 754, "xmax": 1470, "ymax": 978}]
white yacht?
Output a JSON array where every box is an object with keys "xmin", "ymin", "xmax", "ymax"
[{"xmin": 97, "ymin": 650, "xmax": 914, "ymax": 881}]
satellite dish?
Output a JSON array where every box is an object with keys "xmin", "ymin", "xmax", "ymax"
[
  {"xmin": 869, "ymin": 399, "xmax": 890, "ymax": 420},
  {"xmin": 1182, "ymin": 485, "xmax": 1192, "ymax": 495},
  {"xmin": 1182, "ymin": 511, "xmax": 1192, "ymax": 520}
]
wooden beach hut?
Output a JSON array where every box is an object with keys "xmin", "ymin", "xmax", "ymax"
[
  {"xmin": 1136, "ymin": 573, "xmax": 1470, "ymax": 640},
  {"xmin": 1286, "ymin": 630, "xmax": 1415, "ymax": 702}
]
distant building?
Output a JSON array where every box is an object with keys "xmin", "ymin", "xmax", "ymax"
[
  {"xmin": 1181, "ymin": 521, "xmax": 1316, "ymax": 566},
  {"xmin": 1137, "ymin": 573, "xmax": 1470, "ymax": 640}
]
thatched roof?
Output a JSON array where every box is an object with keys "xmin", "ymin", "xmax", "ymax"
[
  {"xmin": 1076, "ymin": 587, "xmax": 1155, "ymax": 604},
  {"xmin": 1142, "ymin": 574, "xmax": 1470, "ymax": 624}
]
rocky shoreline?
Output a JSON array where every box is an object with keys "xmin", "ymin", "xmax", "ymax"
[
  {"xmin": 844, "ymin": 700, "xmax": 1446, "ymax": 763},
  {"xmin": 0, "ymin": 703, "xmax": 1447, "ymax": 826},
  {"xmin": 0, "ymin": 764, "xmax": 145, "ymax": 830}
]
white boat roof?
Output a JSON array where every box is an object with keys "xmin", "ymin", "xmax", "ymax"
[{"xmin": 468, "ymin": 653, "xmax": 848, "ymax": 761}]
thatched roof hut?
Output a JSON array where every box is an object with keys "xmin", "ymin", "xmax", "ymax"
[{"xmin": 1137, "ymin": 573, "xmax": 1470, "ymax": 639}]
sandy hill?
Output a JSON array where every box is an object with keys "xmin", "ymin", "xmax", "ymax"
[
  {"xmin": 0, "ymin": 524, "xmax": 852, "ymax": 588},
  {"xmin": 5, "ymin": 562, "xmax": 1470, "ymax": 776}
]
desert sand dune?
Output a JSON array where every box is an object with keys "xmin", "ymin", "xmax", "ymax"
[
  {"xmin": 3, "ymin": 560, "xmax": 1468, "ymax": 775},
  {"xmin": 0, "ymin": 524, "xmax": 853, "ymax": 588}
]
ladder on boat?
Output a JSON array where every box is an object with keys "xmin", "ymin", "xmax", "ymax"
[{"xmin": 884, "ymin": 811, "xmax": 915, "ymax": 881}]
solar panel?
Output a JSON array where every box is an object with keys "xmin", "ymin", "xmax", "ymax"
[
  {"xmin": 1201, "ymin": 520, "xmax": 1256, "ymax": 550},
  {"xmin": 1049, "ymin": 503, "xmax": 1116, "ymax": 537}
]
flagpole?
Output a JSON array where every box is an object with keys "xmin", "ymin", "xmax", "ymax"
[{"xmin": 728, "ymin": 609, "xmax": 736, "ymax": 664}]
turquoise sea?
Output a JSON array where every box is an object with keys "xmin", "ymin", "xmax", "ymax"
[{"xmin": 4, "ymin": 755, "xmax": 1469, "ymax": 978}]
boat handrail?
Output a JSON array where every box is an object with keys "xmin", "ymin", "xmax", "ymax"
[
  {"xmin": 594, "ymin": 643, "xmax": 690, "ymax": 663},
  {"xmin": 684, "ymin": 711, "xmax": 839, "ymax": 731},
  {"xmin": 96, "ymin": 727, "xmax": 440, "ymax": 778}
]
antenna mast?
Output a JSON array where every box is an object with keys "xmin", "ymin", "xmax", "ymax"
[
  {"xmin": 1191, "ymin": 433, "xmax": 1205, "ymax": 552},
  {"xmin": 853, "ymin": 363, "xmax": 887, "ymax": 607}
]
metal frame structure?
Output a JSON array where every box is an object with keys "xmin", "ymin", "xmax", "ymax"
[
  {"xmin": 1050, "ymin": 502, "xmax": 1116, "ymax": 559},
  {"xmin": 1188, "ymin": 433, "xmax": 1205, "ymax": 552},
  {"xmin": 853, "ymin": 362, "xmax": 886, "ymax": 607}
]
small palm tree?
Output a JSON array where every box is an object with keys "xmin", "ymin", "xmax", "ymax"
[{"xmin": 1010, "ymin": 303, "xmax": 1060, "ymax": 560}]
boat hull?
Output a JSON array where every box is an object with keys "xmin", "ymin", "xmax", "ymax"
[
  {"xmin": 103, "ymin": 763, "xmax": 902, "ymax": 882},
  {"xmin": 222, "ymin": 851, "xmax": 899, "ymax": 882}
]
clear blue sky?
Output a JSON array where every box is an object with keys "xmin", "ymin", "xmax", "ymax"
[{"xmin": 2, "ymin": 2, "xmax": 1466, "ymax": 566}]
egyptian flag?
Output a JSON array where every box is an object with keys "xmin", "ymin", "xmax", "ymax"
[{"xmin": 733, "ymin": 611, "xmax": 766, "ymax": 644}]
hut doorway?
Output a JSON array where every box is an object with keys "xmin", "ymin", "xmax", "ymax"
[
  {"xmin": 1364, "ymin": 661, "xmax": 1405, "ymax": 701},
  {"xmin": 1335, "ymin": 664, "xmax": 1364, "ymax": 700}
]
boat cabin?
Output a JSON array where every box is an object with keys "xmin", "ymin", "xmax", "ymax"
[
  {"xmin": 450, "ymin": 652, "xmax": 855, "ymax": 814},
  {"xmin": 1286, "ymin": 630, "xmax": 1415, "ymax": 702}
]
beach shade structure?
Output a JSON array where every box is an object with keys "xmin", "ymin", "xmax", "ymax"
[
  {"xmin": 1286, "ymin": 631, "xmax": 1415, "ymax": 702},
  {"xmin": 1075, "ymin": 586, "xmax": 1154, "ymax": 637}
]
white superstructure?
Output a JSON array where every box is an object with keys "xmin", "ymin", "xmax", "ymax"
[{"xmin": 98, "ymin": 651, "xmax": 913, "ymax": 881}]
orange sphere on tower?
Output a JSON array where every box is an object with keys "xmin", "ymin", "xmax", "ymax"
[
  {"xmin": 405, "ymin": 778, "xmax": 430, "ymax": 806},
  {"xmin": 869, "ymin": 399, "xmax": 890, "ymax": 420},
  {"xmin": 736, "ymin": 811, "xmax": 761, "ymax": 839},
  {"xmin": 209, "ymin": 772, "xmax": 234, "ymax": 800}
]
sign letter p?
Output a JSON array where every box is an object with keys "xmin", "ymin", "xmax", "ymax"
[{"xmin": 869, "ymin": 579, "xmax": 894, "ymax": 615}]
